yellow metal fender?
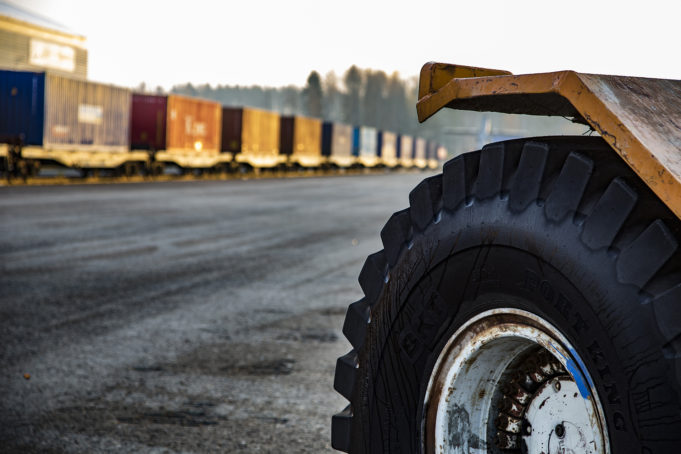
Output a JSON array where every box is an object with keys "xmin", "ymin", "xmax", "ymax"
[{"xmin": 417, "ymin": 62, "xmax": 681, "ymax": 219}]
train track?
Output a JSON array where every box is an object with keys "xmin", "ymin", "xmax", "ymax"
[{"xmin": 0, "ymin": 166, "xmax": 432, "ymax": 186}]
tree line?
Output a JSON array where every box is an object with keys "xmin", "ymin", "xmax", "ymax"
[
  {"xmin": 157, "ymin": 65, "xmax": 589, "ymax": 157},
  {"xmin": 168, "ymin": 66, "xmax": 445, "ymax": 139}
]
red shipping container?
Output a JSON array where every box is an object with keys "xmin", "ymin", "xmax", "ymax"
[{"xmin": 130, "ymin": 94, "xmax": 166, "ymax": 150}]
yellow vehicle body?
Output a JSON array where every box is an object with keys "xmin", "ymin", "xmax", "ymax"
[{"xmin": 417, "ymin": 62, "xmax": 681, "ymax": 219}]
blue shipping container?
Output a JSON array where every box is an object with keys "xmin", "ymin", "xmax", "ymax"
[{"xmin": 0, "ymin": 70, "xmax": 45, "ymax": 145}]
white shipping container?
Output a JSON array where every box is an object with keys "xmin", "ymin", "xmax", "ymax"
[
  {"xmin": 359, "ymin": 126, "xmax": 377, "ymax": 158},
  {"xmin": 44, "ymin": 73, "xmax": 131, "ymax": 151}
]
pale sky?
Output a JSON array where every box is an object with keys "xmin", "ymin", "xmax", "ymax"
[{"xmin": 14, "ymin": 0, "xmax": 681, "ymax": 89}]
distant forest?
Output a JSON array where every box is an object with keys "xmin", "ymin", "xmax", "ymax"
[
  {"xmin": 167, "ymin": 66, "xmax": 427, "ymax": 137},
  {"xmin": 139, "ymin": 65, "xmax": 590, "ymax": 156}
]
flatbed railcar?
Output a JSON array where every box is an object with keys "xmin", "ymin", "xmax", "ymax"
[
  {"xmin": 0, "ymin": 69, "xmax": 143, "ymax": 176},
  {"xmin": 0, "ymin": 69, "xmax": 444, "ymax": 179}
]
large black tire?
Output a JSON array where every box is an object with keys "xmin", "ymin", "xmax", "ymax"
[{"xmin": 332, "ymin": 137, "xmax": 681, "ymax": 453}]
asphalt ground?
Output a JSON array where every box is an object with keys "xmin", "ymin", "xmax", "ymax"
[{"xmin": 0, "ymin": 171, "xmax": 432, "ymax": 453}]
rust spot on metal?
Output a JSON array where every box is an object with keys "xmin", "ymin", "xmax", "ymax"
[
  {"xmin": 496, "ymin": 413, "xmax": 522, "ymax": 433},
  {"xmin": 500, "ymin": 395, "xmax": 523, "ymax": 418},
  {"xmin": 495, "ymin": 430, "xmax": 519, "ymax": 449}
]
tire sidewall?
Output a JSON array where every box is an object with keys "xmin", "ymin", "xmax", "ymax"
[{"xmin": 361, "ymin": 197, "xmax": 676, "ymax": 453}]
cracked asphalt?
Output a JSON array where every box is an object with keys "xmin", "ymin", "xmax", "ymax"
[{"xmin": 0, "ymin": 171, "xmax": 431, "ymax": 453}]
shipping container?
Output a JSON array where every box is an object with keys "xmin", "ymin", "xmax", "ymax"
[
  {"xmin": 280, "ymin": 115, "xmax": 322, "ymax": 167},
  {"xmin": 223, "ymin": 107, "xmax": 282, "ymax": 168},
  {"xmin": 426, "ymin": 140, "xmax": 440, "ymax": 169},
  {"xmin": 0, "ymin": 70, "xmax": 44, "ymax": 145},
  {"xmin": 426, "ymin": 140, "xmax": 435, "ymax": 160},
  {"xmin": 413, "ymin": 137, "xmax": 427, "ymax": 168},
  {"xmin": 377, "ymin": 131, "xmax": 398, "ymax": 167},
  {"xmin": 221, "ymin": 107, "xmax": 243, "ymax": 153},
  {"xmin": 0, "ymin": 69, "xmax": 130, "ymax": 151},
  {"xmin": 397, "ymin": 134, "xmax": 414, "ymax": 168},
  {"xmin": 280, "ymin": 117, "xmax": 294, "ymax": 156},
  {"xmin": 44, "ymin": 74, "xmax": 130, "ymax": 150},
  {"xmin": 322, "ymin": 122, "xmax": 354, "ymax": 167},
  {"xmin": 437, "ymin": 145, "xmax": 448, "ymax": 161},
  {"xmin": 166, "ymin": 95, "xmax": 221, "ymax": 154},
  {"xmin": 130, "ymin": 94, "xmax": 166, "ymax": 150},
  {"xmin": 353, "ymin": 126, "xmax": 378, "ymax": 167}
]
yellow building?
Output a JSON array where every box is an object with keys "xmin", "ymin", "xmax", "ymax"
[{"xmin": 0, "ymin": 1, "xmax": 87, "ymax": 79}]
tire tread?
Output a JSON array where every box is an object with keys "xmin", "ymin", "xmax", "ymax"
[{"xmin": 581, "ymin": 177, "xmax": 638, "ymax": 249}]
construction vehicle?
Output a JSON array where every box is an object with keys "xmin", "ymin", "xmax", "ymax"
[{"xmin": 332, "ymin": 62, "xmax": 681, "ymax": 453}]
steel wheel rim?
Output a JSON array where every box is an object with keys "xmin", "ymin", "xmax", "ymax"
[{"xmin": 422, "ymin": 308, "xmax": 610, "ymax": 454}]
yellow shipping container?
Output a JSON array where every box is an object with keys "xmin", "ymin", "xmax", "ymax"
[
  {"xmin": 281, "ymin": 115, "xmax": 322, "ymax": 168},
  {"xmin": 224, "ymin": 107, "xmax": 283, "ymax": 168}
]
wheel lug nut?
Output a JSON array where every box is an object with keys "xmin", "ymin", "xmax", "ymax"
[
  {"xmin": 553, "ymin": 380, "xmax": 561, "ymax": 392},
  {"xmin": 521, "ymin": 418, "xmax": 532, "ymax": 436},
  {"xmin": 555, "ymin": 423, "xmax": 565, "ymax": 438}
]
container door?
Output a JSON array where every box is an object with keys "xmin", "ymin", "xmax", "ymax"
[{"xmin": 0, "ymin": 70, "xmax": 45, "ymax": 146}]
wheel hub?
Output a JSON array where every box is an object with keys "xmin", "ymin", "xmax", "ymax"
[
  {"xmin": 521, "ymin": 377, "xmax": 601, "ymax": 453},
  {"xmin": 422, "ymin": 309, "xmax": 609, "ymax": 454}
]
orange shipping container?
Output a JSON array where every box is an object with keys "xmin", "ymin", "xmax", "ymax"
[{"xmin": 166, "ymin": 95, "xmax": 221, "ymax": 154}]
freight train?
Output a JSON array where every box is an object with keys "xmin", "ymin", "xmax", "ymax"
[{"xmin": 0, "ymin": 69, "xmax": 445, "ymax": 179}]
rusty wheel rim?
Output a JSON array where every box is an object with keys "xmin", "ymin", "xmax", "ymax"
[{"xmin": 422, "ymin": 309, "xmax": 609, "ymax": 454}]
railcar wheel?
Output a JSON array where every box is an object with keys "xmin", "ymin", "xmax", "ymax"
[
  {"xmin": 151, "ymin": 162, "xmax": 165, "ymax": 176},
  {"xmin": 332, "ymin": 137, "xmax": 681, "ymax": 453}
]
